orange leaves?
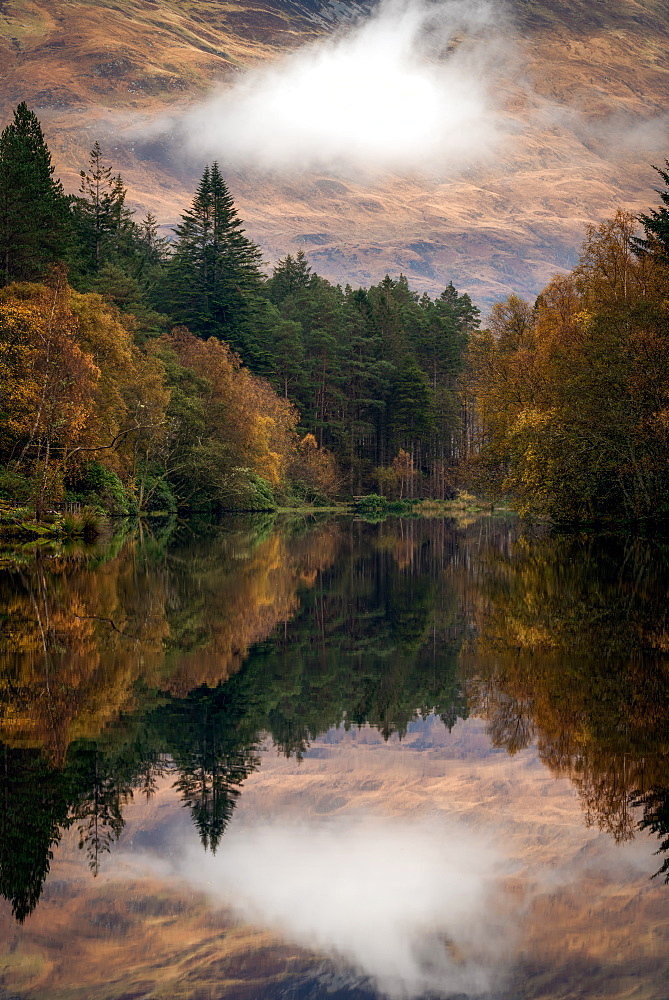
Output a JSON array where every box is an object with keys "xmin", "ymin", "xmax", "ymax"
[
  {"xmin": 0, "ymin": 280, "xmax": 100, "ymax": 461},
  {"xmin": 161, "ymin": 327, "xmax": 298, "ymax": 494},
  {"xmin": 0, "ymin": 279, "xmax": 171, "ymax": 512},
  {"xmin": 68, "ymin": 289, "xmax": 169, "ymax": 479},
  {"xmin": 467, "ymin": 209, "xmax": 669, "ymax": 521}
]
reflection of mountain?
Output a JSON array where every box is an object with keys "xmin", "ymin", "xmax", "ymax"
[
  {"xmin": 0, "ymin": 518, "xmax": 468, "ymax": 921},
  {"xmin": 2, "ymin": 2, "xmax": 669, "ymax": 301}
]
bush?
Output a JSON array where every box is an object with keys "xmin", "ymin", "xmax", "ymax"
[
  {"xmin": 62, "ymin": 506, "xmax": 103, "ymax": 539},
  {"xmin": 355, "ymin": 494, "xmax": 389, "ymax": 514},
  {"xmin": 69, "ymin": 461, "xmax": 135, "ymax": 516},
  {"xmin": 140, "ymin": 475, "xmax": 178, "ymax": 517},
  {"xmin": 0, "ymin": 469, "xmax": 32, "ymax": 503},
  {"xmin": 239, "ymin": 473, "xmax": 277, "ymax": 511}
]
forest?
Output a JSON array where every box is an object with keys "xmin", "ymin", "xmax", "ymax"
[
  {"xmin": 3, "ymin": 101, "xmax": 669, "ymax": 524},
  {"xmin": 0, "ymin": 103, "xmax": 478, "ymax": 523}
]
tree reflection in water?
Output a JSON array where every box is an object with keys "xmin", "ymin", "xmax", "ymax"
[{"xmin": 1, "ymin": 518, "xmax": 668, "ymax": 923}]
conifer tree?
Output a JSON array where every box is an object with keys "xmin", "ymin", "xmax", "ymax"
[
  {"xmin": 636, "ymin": 161, "xmax": 669, "ymax": 257},
  {"xmin": 0, "ymin": 103, "xmax": 70, "ymax": 285},
  {"xmin": 74, "ymin": 142, "xmax": 135, "ymax": 274},
  {"xmin": 390, "ymin": 357, "xmax": 435, "ymax": 448},
  {"xmin": 267, "ymin": 249, "xmax": 312, "ymax": 304},
  {"xmin": 164, "ymin": 162, "xmax": 263, "ymax": 351}
]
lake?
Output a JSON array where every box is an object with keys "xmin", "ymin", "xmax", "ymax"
[{"xmin": 0, "ymin": 515, "xmax": 668, "ymax": 1000}]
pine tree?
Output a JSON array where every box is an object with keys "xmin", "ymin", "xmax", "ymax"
[
  {"xmin": 164, "ymin": 162, "xmax": 263, "ymax": 351},
  {"xmin": 389, "ymin": 357, "xmax": 435, "ymax": 448},
  {"xmin": 635, "ymin": 161, "xmax": 669, "ymax": 257},
  {"xmin": 267, "ymin": 249, "xmax": 312, "ymax": 304},
  {"xmin": 73, "ymin": 142, "xmax": 135, "ymax": 274},
  {"xmin": 0, "ymin": 103, "xmax": 70, "ymax": 285}
]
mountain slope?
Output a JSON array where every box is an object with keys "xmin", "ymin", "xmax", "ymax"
[{"xmin": 1, "ymin": 0, "xmax": 669, "ymax": 304}]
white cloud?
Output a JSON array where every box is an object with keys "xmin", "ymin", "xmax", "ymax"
[
  {"xmin": 174, "ymin": 815, "xmax": 515, "ymax": 999},
  {"xmin": 173, "ymin": 0, "xmax": 518, "ymax": 175}
]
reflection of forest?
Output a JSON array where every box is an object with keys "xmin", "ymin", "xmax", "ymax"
[
  {"xmin": 460, "ymin": 531, "xmax": 669, "ymax": 875},
  {"xmin": 2, "ymin": 519, "xmax": 669, "ymax": 924},
  {"xmin": 0, "ymin": 517, "xmax": 467, "ymax": 921}
]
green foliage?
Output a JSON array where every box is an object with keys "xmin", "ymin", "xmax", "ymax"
[
  {"xmin": 354, "ymin": 493, "xmax": 416, "ymax": 520},
  {"xmin": 636, "ymin": 160, "xmax": 669, "ymax": 258},
  {"xmin": 0, "ymin": 102, "xmax": 71, "ymax": 285},
  {"xmin": 0, "ymin": 104, "xmax": 477, "ymax": 512},
  {"xmin": 0, "ymin": 469, "xmax": 32, "ymax": 503},
  {"xmin": 140, "ymin": 474, "xmax": 178, "ymax": 516},
  {"xmin": 390, "ymin": 357, "xmax": 435, "ymax": 446},
  {"xmin": 72, "ymin": 142, "xmax": 134, "ymax": 276},
  {"xmin": 159, "ymin": 162, "xmax": 264, "ymax": 355},
  {"xmin": 69, "ymin": 461, "xmax": 136, "ymax": 516}
]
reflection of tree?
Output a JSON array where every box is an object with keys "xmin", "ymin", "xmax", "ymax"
[
  {"xmin": 0, "ymin": 522, "xmax": 334, "ymax": 757},
  {"xmin": 463, "ymin": 530, "xmax": 669, "ymax": 848},
  {"xmin": 68, "ymin": 743, "xmax": 137, "ymax": 874},
  {"xmin": 156, "ymin": 687, "xmax": 261, "ymax": 852},
  {"xmin": 0, "ymin": 517, "xmax": 471, "ymax": 918},
  {"xmin": 0, "ymin": 745, "xmax": 70, "ymax": 922},
  {"xmin": 632, "ymin": 787, "xmax": 669, "ymax": 883}
]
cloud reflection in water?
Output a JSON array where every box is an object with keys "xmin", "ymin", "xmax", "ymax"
[{"xmin": 176, "ymin": 816, "xmax": 514, "ymax": 999}]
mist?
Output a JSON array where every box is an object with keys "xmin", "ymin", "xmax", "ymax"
[
  {"xmin": 170, "ymin": 815, "xmax": 515, "ymax": 999},
  {"xmin": 171, "ymin": 0, "xmax": 518, "ymax": 176}
]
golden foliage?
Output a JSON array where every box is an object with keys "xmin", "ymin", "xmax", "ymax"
[{"xmin": 466, "ymin": 211, "xmax": 669, "ymax": 522}]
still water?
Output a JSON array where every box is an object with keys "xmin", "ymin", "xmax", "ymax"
[{"xmin": 0, "ymin": 515, "xmax": 668, "ymax": 1000}]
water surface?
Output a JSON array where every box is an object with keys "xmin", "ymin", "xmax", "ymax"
[{"xmin": 0, "ymin": 516, "xmax": 668, "ymax": 999}]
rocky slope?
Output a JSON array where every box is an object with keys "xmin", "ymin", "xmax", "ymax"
[{"xmin": 1, "ymin": 0, "xmax": 669, "ymax": 305}]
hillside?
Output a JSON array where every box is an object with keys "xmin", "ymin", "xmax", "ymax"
[{"xmin": 1, "ymin": 0, "xmax": 669, "ymax": 304}]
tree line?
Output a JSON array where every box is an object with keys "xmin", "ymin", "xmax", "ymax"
[
  {"xmin": 5, "ymin": 97, "xmax": 669, "ymax": 523},
  {"xmin": 0, "ymin": 103, "xmax": 478, "ymax": 515}
]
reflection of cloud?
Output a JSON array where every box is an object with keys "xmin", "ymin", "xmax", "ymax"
[
  {"xmin": 176, "ymin": 816, "xmax": 514, "ymax": 999},
  {"xmin": 168, "ymin": 0, "xmax": 517, "ymax": 175}
]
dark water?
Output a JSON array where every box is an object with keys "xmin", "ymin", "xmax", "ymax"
[{"xmin": 0, "ymin": 515, "xmax": 668, "ymax": 1000}]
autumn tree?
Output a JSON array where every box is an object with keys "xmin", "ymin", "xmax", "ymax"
[
  {"xmin": 466, "ymin": 211, "xmax": 669, "ymax": 522},
  {"xmin": 156, "ymin": 328, "xmax": 297, "ymax": 512}
]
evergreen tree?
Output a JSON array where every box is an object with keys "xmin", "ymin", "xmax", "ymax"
[
  {"xmin": 73, "ymin": 141, "xmax": 135, "ymax": 275},
  {"xmin": 636, "ymin": 161, "xmax": 669, "ymax": 257},
  {"xmin": 0, "ymin": 745, "xmax": 71, "ymax": 922},
  {"xmin": 0, "ymin": 102, "xmax": 70, "ymax": 285},
  {"xmin": 269, "ymin": 318, "xmax": 305, "ymax": 398},
  {"xmin": 389, "ymin": 357, "xmax": 435, "ymax": 449},
  {"xmin": 163, "ymin": 162, "xmax": 263, "ymax": 353},
  {"xmin": 267, "ymin": 249, "xmax": 312, "ymax": 305}
]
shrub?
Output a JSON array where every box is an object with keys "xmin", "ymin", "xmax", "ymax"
[
  {"xmin": 69, "ymin": 461, "xmax": 135, "ymax": 516},
  {"xmin": 140, "ymin": 475, "xmax": 178, "ymax": 517},
  {"xmin": 355, "ymin": 494, "xmax": 389, "ymax": 514},
  {"xmin": 0, "ymin": 469, "xmax": 32, "ymax": 503}
]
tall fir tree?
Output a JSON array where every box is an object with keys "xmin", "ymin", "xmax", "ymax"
[
  {"xmin": 0, "ymin": 103, "xmax": 70, "ymax": 285},
  {"xmin": 162, "ymin": 162, "xmax": 264, "ymax": 353},
  {"xmin": 267, "ymin": 249, "xmax": 312, "ymax": 304}
]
